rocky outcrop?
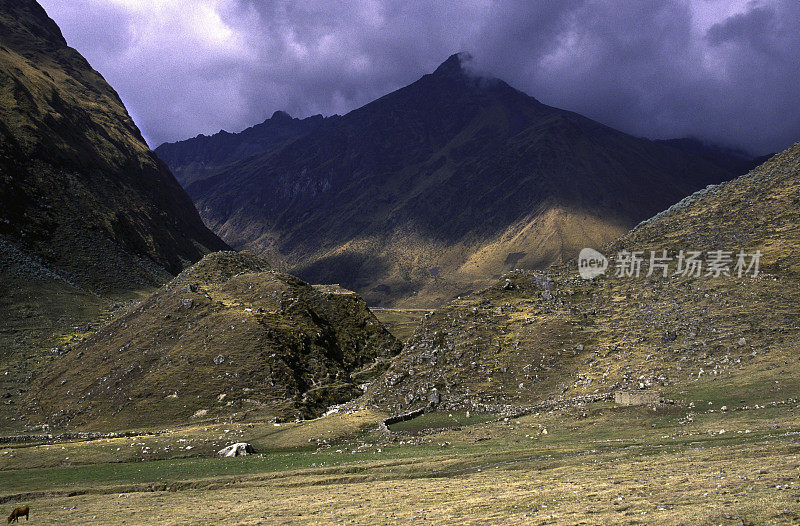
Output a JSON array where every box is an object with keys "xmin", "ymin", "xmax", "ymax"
[{"xmin": 614, "ymin": 390, "xmax": 662, "ymax": 406}]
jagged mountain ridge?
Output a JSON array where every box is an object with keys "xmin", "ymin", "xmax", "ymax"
[
  {"xmin": 163, "ymin": 53, "xmax": 750, "ymax": 307},
  {"xmin": 155, "ymin": 111, "xmax": 329, "ymax": 187}
]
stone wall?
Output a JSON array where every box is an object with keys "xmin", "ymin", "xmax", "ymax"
[{"xmin": 614, "ymin": 390, "xmax": 661, "ymax": 406}]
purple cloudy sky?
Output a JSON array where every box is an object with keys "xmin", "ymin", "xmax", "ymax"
[{"xmin": 39, "ymin": 0, "xmax": 800, "ymax": 155}]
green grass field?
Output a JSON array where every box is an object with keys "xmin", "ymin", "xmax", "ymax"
[{"xmin": 3, "ymin": 358, "xmax": 799, "ymax": 524}]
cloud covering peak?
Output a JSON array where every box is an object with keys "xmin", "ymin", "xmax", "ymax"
[{"xmin": 39, "ymin": 0, "xmax": 800, "ymax": 155}]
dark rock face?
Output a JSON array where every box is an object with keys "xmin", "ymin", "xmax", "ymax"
[
  {"xmin": 161, "ymin": 53, "xmax": 753, "ymax": 306},
  {"xmin": 155, "ymin": 111, "xmax": 329, "ymax": 187},
  {"xmin": 654, "ymin": 137, "xmax": 770, "ymax": 174},
  {"xmin": 0, "ymin": 0, "xmax": 228, "ymax": 291}
]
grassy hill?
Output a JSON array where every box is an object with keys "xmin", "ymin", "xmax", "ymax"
[{"xmin": 25, "ymin": 252, "xmax": 401, "ymax": 430}]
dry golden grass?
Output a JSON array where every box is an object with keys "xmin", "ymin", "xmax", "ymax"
[{"xmin": 3, "ymin": 396, "xmax": 799, "ymax": 524}]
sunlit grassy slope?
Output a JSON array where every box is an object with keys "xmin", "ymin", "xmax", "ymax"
[
  {"xmin": 24, "ymin": 252, "xmax": 400, "ymax": 430},
  {"xmin": 361, "ymin": 140, "xmax": 799, "ymax": 415}
]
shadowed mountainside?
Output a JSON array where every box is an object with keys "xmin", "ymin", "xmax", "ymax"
[
  {"xmin": 164, "ymin": 53, "xmax": 751, "ymax": 307},
  {"xmin": 654, "ymin": 137, "xmax": 771, "ymax": 175},
  {"xmin": 155, "ymin": 111, "xmax": 328, "ymax": 188},
  {"xmin": 0, "ymin": 0, "xmax": 227, "ymax": 432},
  {"xmin": 0, "ymin": 0, "xmax": 228, "ymax": 292}
]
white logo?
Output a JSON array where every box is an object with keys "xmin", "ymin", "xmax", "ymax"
[
  {"xmin": 577, "ymin": 248, "xmax": 760, "ymax": 280},
  {"xmin": 578, "ymin": 248, "xmax": 608, "ymax": 279}
]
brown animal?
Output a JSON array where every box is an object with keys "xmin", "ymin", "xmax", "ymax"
[{"xmin": 7, "ymin": 506, "xmax": 28, "ymax": 523}]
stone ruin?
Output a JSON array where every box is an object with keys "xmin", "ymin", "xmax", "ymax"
[{"xmin": 614, "ymin": 390, "xmax": 661, "ymax": 406}]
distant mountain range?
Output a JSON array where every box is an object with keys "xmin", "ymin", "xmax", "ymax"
[
  {"xmin": 156, "ymin": 111, "xmax": 328, "ymax": 188},
  {"xmin": 157, "ymin": 53, "xmax": 758, "ymax": 306}
]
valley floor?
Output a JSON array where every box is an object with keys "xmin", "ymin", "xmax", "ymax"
[{"xmin": 2, "ymin": 362, "xmax": 800, "ymax": 525}]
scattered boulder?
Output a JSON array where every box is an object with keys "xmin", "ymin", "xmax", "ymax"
[
  {"xmin": 217, "ymin": 442, "xmax": 255, "ymax": 457},
  {"xmin": 531, "ymin": 273, "xmax": 555, "ymax": 291},
  {"xmin": 428, "ymin": 388, "xmax": 441, "ymax": 406}
]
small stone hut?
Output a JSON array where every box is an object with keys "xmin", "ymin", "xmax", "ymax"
[{"xmin": 614, "ymin": 390, "xmax": 661, "ymax": 406}]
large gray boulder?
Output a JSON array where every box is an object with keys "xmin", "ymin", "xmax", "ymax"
[{"xmin": 217, "ymin": 442, "xmax": 255, "ymax": 457}]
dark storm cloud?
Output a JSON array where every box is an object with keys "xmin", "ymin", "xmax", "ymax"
[{"xmin": 38, "ymin": 0, "xmax": 800, "ymax": 154}]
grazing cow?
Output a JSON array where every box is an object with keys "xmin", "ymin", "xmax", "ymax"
[{"xmin": 7, "ymin": 506, "xmax": 28, "ymax": 523}]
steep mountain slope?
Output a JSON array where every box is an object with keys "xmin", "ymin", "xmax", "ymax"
[
  {"xmin": 0, "ymin": 0, "xmax": 228, "ymax": 433},
  {"xmin": 155, "ymin": 111, "xmax": 328, "ymax": 187},
  {"xmin": 359, "ymin": 142, "xmax": 798, "ymax": 414},
  {"xmin": 0, "ymin": 0, "xmax": 228, "ymax": 292},
  {"xmin": 26, "ymin": 252, "xmax": 401, "ymax": 430},
  {"xmin": 654, "ymin": 137, "xmax": 770, "ymax": 175},
  {"xmin": 173, "ymin": 53, "xmax": 748, "ymax": 307}
]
